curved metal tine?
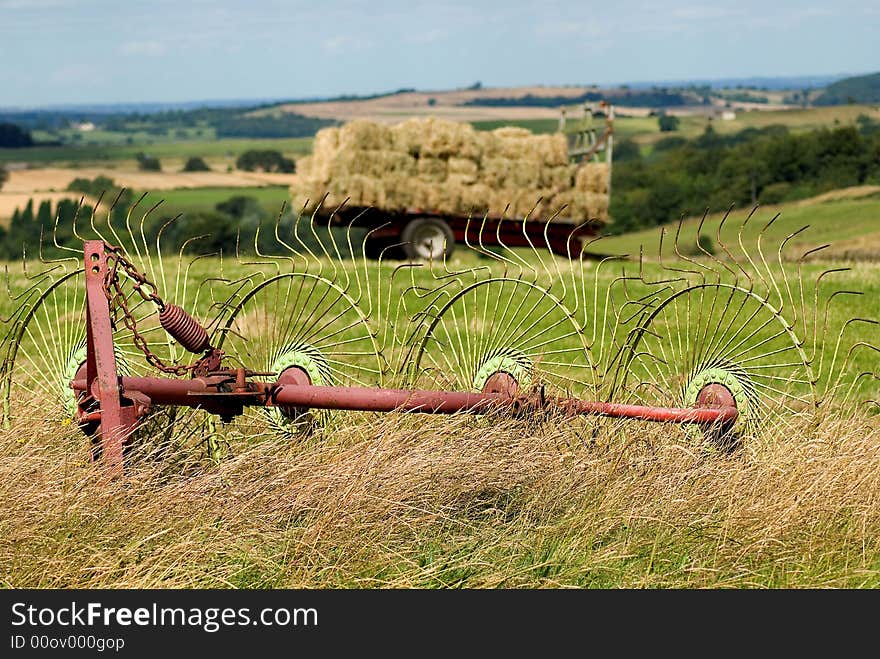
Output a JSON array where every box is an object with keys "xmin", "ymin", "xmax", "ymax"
[
  {"xmin": 38, "ymin": 222, "xmax": 76, "ymax": 268},
  {"xmin": 693, "ymin": 209, "xmax": 738, "ymax": 284},
  {"xmin": 585, "ymin": 248, "xmax": 634, "ymax": 355},
  {"xmin": 711, "ymin": 204, "xmax": 747, "ymax": 284},
  {"xmin": 100, "ymin": 188, "xmax": 127, "ymax": 249},
  {"xmin": 668, "ymin": 215, "xmax": 708, "ymax": 286},
  {"xmin": 513, "ymin": 209, "xmax": 548, "ymax": 285},
  {"xmin": 755, "ymin": 213, "xmax": 793, "ymax": 316},
  {"xmin": 154, "ymin": 213, "xmax": 185, "ymax": 296},
  {"xmin": 295, "ymin": 199, "xmax": 334, "ymax": 274},
  {"xmin": 639, "ymin": 227, "xmax": 686, "ymax": 289},
  {"xmin": 795, "ymin": 242, "xmax": 827, "ymax": 349},
  {"xmin": 567, "ymin": 225, "xmax": 604, "ymax": 327},
  {"xmin": 245, "ymin": 202, "xmax": 295, "ymax": 273},
  {"xmin": 736, "ymin": 206, "xmax": 776, "ymax": 301},
  {"xmin": 48, "ymin": 203, "xmax": 85, "ymax": 262},
  {"xmin": 239, "ymin": 223, "xmax": 282, "ymax": 277},
  {"xmin": 490, "ymin": 202, "xmax": 546, "ymax": 283},
  {"xmin": 774, "ymin": 224, "xmax": 812, "ymax": 340},
  {"xmin": 811, "ymin": 265, "xmax": 851, "ymax": 368},
  {"xmin": 378, "ymin": 256, "xmax": 427, "ymax": 360},
  {"xmin": 849, "ymin": 370, "xmax": 880, "ymax": 408},
  {"xmin": 134, "ymin": 201, "xmax": 170, "ymax": 294},
  {"xmin": 84, "ymin": 190, "xmax": 107, "ymax": 243},
  {"xmin": 468, "ymin": 210, "xmax": 513, "ymax": 276},
  {"xmin": 539, "ymin": 209, "xmax": 576, "ymax": 306},
  {"xmin": 830, "ymin": 327, "xmax": 880, "ymax": 404},
  {"xmin": 683, "ymin": 209, "xmax": 720, "ymax": 281},
  {"xmin": 310, "ymin": 202, "xmax": 345, "ymax": 288},
  {"xmin": 345, "ymin": 216, "xmax": 382, "ymax": 320},
  {"xmin": 185, "ymin": 255, "xmax": 231, "ymax": 332},
  {"xmin": 250, "ymin": 198, "xmax": 302, "ymax": 270},
  {"xmin": 122, "ymin": 193, "xmax": 159, "ymax": 268},
  {"xmin": 69, "ymin": 196, "xmax": 91, "ymax": 245},
  {"xmin": 106, "ymin": 189, "xmax": 137, "ymax": 250},
  {"xmin": 823, "ymin": 304, "xmax": 877, "ymax": 394},
  {"xmin": 0, "ymin": 265, "xmax": 55, "ymax": 324},
  {"xmin": 174, "ymin": 235, "xmax": 215, "ymax": 309},
  {"xmin": 455, "ymin": 214, "xmax": 499, "ymax": 279}
]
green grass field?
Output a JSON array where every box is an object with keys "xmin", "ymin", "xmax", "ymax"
[
  {"xmin": 1, "ymin": 229, "xmax": 878, "ymax": 586},
  {"xmin": 594, "ymin": 191, "xmax": 880, "ymax": 258}
]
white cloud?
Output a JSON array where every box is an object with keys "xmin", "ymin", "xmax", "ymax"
[
  {"xmin": 322, "ymin": 34, "xmax": 372, "ymax": 54},
  {"xmin": 119, "ymin": 40, "xmax": 168, "ymax": 56},
  {"xmin": 405, "ymin": 28, "xmax": 449, "ymax": 45}
]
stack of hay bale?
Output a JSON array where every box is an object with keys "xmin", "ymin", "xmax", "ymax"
[{"xmin": 291, "ymin": 117, "xmax": 609, "ymax": 223}]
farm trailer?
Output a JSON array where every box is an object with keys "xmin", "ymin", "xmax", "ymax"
[{"xmin": 311, "ymin": 102, "xmax": 615, "ymax": 261}]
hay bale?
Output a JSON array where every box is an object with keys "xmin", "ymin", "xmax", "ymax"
[
  {"xmin": 416, "ymin": 157, "xmax": 448, "ymax": 182},
  {"xmin": 492, "ymin": 126, "xmax": 533, "ymax": 140},
  {"xmin": 312, "ymin": 127, "xmax": 340, "ymax": 160},
  {"xmin": 575, "ymin": 163, "xmax": 610, "ymax": 194},
  {"xmin": 533, "ymin": 134, "xmax": 570, "ymax": 167},
  {"xmin": 583, "ymin": 192, "xmax": 610, "ymax": 222},
  {"xmin": 459, "ymin": 183, "xmax": 493, "ymax": 216},
  {"xmin": 294, "ymin": 118, "xmax": 610, "ymax": 226},
  {"xmin": 337, "ymin": 120, "xmax": 392, "ymax": 151},
  {"xmin": 508, "ymin": 159, "xmax": 543, "ymax": 189},
  {"xmin": 542, "ymin": 164, "xmax": 576, "ymax": 189},
  {"xmin": 447, "ymin": 157, "xmax": 478, "ymax": 182},
  {"xmin": 512, "ymin": 189, "xmax": 552, "ymax": 220},
  {"xmin": 425, "ymin": 122, "xmax": 480, "ymax": 160},
  {"xmin": 425, "ymin": 184, "xmax": 462, "ymax": 214},
  {"xmin": 493, "ymin": 128, "xmax": 536, "ymax": 160},
  {"xmin": 480, "ymin": 157, "xmax": 512, "ymax": 188}
]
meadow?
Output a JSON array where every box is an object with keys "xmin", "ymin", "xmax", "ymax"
[{"xmin": 1, "ymin": 202, "xmax": 878, "ymax": 588}]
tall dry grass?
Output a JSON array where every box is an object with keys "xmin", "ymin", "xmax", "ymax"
[{"xmin": 2, "ymin": 409, "xmax": 879, "ymax": 588}]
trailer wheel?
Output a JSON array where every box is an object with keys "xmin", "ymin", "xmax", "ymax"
[{"xmin": 402, "ymin": 218, "xmax": 454, "ymax": 260}]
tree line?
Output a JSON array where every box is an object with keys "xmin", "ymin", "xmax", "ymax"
[
  {"xmin": 0, "ymin": 179, "xmax": 342, "ymax": 261},
  {"xmin": 610, "ymin": 118, "xmax": 880, "ymax": 232}
]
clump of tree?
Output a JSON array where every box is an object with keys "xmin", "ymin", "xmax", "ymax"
[
  {"xmin": 235, "ymin": 150, "xmax": 295, "ymax": 173},
  {"xmin": 214, "ymin": 113, "xmax": 334, "ymax": 138},
  {"xmin": 182, "ymin": 156, "xmax": 211, "ymax": 172},
  {"xmin": 658, "ymin": 114, "xmax": 680, "ymax": 132},
  {"xmin": 136, "ymin": 152, "xmax": 161, "ymax": 171},
  {"xmin": 0, "ymin": 198, "xmax": 96, "ymax": 259},
  {"xmin": 0, "ymin": 165, "xmax": 7, "ymax": 190},
  {"xmin": 0, "ymin": 122, "xmax": 34, "ymax": 148}
]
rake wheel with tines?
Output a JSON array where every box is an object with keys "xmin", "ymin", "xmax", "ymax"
[{"xmin": 1, "ymin": 196, "xmax": 876, "ymax": 477}]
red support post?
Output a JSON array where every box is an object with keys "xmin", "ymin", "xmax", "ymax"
[{"xmin": 83, "ymin": 241, "xmax": 135, "ymax": 477}]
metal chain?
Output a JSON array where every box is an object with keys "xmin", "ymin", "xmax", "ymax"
[{"xmin": 103, "ymin": 247, "xmax": 195, "ymax": 376}]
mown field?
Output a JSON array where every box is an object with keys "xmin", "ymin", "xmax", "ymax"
[{"xmin": 1, "ymin": 204, "xmax": 878, "ymax": 587}]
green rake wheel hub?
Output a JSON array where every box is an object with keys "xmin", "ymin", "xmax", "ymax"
[
  {"xmin": 473, "ymin": 348, "xmax": 532, "ymax": 392},
  {"xmin": 264, "ymin": 342, "xmax": 332, "ymax": 435},
  {"xmin": 684, "ymin": 365, "xmax": 755, "ymax": 434}
]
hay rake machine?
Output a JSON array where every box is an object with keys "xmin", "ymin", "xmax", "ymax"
[{"xmin": 1, "ymin": 196, "xmax": 877, "ymax": 477}]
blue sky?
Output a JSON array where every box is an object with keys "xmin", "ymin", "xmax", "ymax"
[{"xmin": 1, "ymin": 0, "xmax": 877, "ymax": 107}]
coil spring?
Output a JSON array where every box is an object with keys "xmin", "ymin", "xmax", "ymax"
[{"xmin": 159, "ymin": 304, "xmax": 210, "ymax": 353}]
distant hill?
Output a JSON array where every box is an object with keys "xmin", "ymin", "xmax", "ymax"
[{"xmin": 815, "ymin": 72, "xmax": 880, "ymax": 106}]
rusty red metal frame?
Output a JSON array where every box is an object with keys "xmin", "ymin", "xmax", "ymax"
[{"xmin": 74, "ymin": 241, "xmax": 739, "ymax": 472}]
